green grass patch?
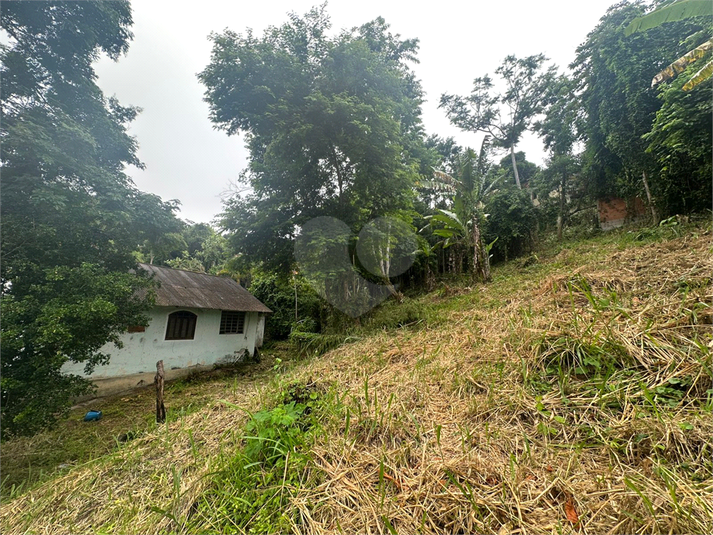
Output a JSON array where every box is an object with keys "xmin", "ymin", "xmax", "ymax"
[
  {"xmin": 0, "ymin": 346, "xmax": 297, "ymax": 500},
  {"xmin": 187, "ymin": 380, "xmax": 326, "ymax": 534}
]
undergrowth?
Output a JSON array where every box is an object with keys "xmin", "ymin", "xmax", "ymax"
[
  {"xmin": 187, "ymin": 381, "xmax": 326, "ymax": 534},
  {"xmin": 1, "ymin": 220, "xmax": 711, "ymax": 534}
]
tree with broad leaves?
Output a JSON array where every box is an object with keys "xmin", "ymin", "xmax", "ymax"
[
  {"xmin": 1, "ymin": 1, "xmax": 179, "ymax": 436},
  {"xmin": 201, "ymin": 5, "xmax": 425, "ymax": 273},
  {"xmin": 643, "ymin": 55, "xmax": 712, "ymax": 214},
  {"xmin": 440, "ymin": 54, "xmax": 556, "ymax": 190},
  {"xmin": 626, "ymin": 0, "xmax": 713, "ymax": 91},
  {"xmin": 423, "ymin": 137, "xmax": 498, "ymax": 283},
  {"xmin": 572, "ymin": 0, "xmax": 709, "ymax": 216},
  {"xmin": 534, "ymin": 74, "xmax": 586, "ymax": 239}
]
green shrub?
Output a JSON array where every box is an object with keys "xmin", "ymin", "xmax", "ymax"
[
  {"xmin": 363, "ymin": 299, "xmax": 424, "ymax": 330},
  {"xmin": 190, "ymin": 383, "xmax": 324, "ymax": 534},
  {"xmin": 248, "ymin": 271, "xmax": 323, "ymax": 340},
  {"xmin": 484, "ymin": 188, "xmax": 538, "ymax": 262}
]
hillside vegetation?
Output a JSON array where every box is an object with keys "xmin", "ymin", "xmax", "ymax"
[{"xmin": 1, "ymin": 223, "xmax": 711, "ymax": 534}]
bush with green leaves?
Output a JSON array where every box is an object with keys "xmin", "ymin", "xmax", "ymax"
[
  {"xmin": 484, "ymin": 188, "xmax": 538, "ymax": 262},
  {"xmin": 189, "ymin": 383, "xmax": 323, "ymax": 534},
  {"xmin": 1, "ymin": 264, "xmax": 155, "ymax": 436},
  {"xmin": 244, "ymin": 402, "xmax": 311, "ymax": 466},
  {"xmin": 1, "ymin": 1, "xmax": 179, "ymax": 437},
  {"xmin": 248, "ymin": 271, "xmax": 323, "ymax": 340}
]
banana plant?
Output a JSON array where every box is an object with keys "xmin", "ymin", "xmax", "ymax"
[
  {"xmin": 422, "ymin": 137, "xmax": 499, "ymax": 282},
  {"xmin": 626, "ymin": 0, "xmax": 713, "ymax": 91}
]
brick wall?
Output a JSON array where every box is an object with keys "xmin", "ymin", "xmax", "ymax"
[{"xmin": 598, "ymin": 197, "xmax": 647, "ymax": 230}]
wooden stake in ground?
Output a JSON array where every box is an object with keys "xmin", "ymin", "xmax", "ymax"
[{"xmin": 155, "ymin": 360, "xmax": 166, "ymax": 423}]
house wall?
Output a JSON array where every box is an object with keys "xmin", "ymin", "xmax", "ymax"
[
  {"xmin": 256, "ymin": 314, "xmax": 266, "ymax": 348},
  {"xmin": 63, "ymin": 306, "xmax": 260, "ymax": 380},
  {"xmin": 598, "ymin": 197, "xmax": 648, "ymax": 230}
]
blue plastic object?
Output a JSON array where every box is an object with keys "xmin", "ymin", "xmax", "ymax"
[{"xmin": 83, "ymin": 410, "xmax": 102, "ymax": 422}]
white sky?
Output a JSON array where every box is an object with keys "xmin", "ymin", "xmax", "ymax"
[{"xmin": 95, "ymin": 0, "xmax": 621, "ymax": 224}]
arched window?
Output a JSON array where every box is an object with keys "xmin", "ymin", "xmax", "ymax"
[{"xmin": 165, "ymin": 311, "xmax": 197, "ymax": 340}]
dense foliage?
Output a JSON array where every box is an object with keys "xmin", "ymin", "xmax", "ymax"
[
  {"xmin": 440, "ymin": 55, "xmax": 556, "ymax": 189},
  {"xmin": 0, "ymin": 1, "xmax": 178, "ymax": 435},
  {"xmin": 572, "ymin": 0, "xmax": 711, "ymax": 210},
  {"xmin": 2, "ymin": 0, "xmax": 710, "ymax": 437},
  {"xmin": 204, "ymin": 0, "xmax": 710, "ymax": 341},
  {"xmin": 201, "ymin": 6, "xmax": 426, "ymax": 272},
  {"xmin": 644, "ymin": 57, "xmax": 712, "ymax": 213},
  {"xmin": 248, "ymin": 272, "xmax": 323, "ymax": 340}
]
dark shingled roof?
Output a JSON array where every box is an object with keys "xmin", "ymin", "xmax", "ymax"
[{"xmin": 139, "ymin": 263, "xmax": 271, "ymax": 313}]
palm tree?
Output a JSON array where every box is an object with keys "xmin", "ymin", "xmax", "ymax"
[
  {"xmin": 424, "ymin": 137, "xmax": 499, "ymax": 283},
  {"xmin": 626, "ymin": 0, "xmax": 713, "ymax": 91}
]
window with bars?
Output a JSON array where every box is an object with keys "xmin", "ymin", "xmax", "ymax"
[
  {"xmin": 220, "ymin": 311, "xmax": 245, "ymax": 334},
  {"xmin": 165, "ymin": 311, "xmax": 197, "ymax": 340}
]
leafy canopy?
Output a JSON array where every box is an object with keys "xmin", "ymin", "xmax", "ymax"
[
  {"xmin": 1, "ymin": 1, "xmax": 179, "ymax": 436},
  {"xmin": 572, "ymin": 0, "xmax": 710, "ymax": 211},
  {"xmin": 440, "ymin": 54, "xmax": 556, "ymax": 189},
  {"xmin": 424, "ymin": 139, "xmax": 498, "ymax": 282},
  {"xmin": 200, "ymin": 5, "xmax": 425, "ymax": 272}
]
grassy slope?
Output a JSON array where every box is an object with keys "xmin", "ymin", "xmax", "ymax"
[
  {"xmin": 0, "ymin": 352, "xmax": 286, "ymax": 500},
  {"xmin": 1, "ymin": 223, "xmax": 711, "ymax": 534}
]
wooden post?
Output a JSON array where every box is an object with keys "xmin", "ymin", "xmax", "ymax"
[{"xmin": 155, "ymin": 360, "xmax": 166, "ymax": 423}]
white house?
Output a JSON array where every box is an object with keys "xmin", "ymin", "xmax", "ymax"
[{"xmin": 63, "ymin": 263, "xmax": 271, "ymax": 396}]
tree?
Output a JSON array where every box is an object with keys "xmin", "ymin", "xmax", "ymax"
[
  {"xmin": 132, "ymin": 195, "xmax": 186, "ymax": 265},
  {"xmin": 440, "ymin": 54, "xmax": 555, "ymax": 189},
  {"xmin": 535, "ymin": 74, "xmax": 585, "ymax": 239},
  {"xmin": 163, "ymin": 224, "xmax": 232, "ymax": 274},
  {"xmin": 247, "ymin": 270, "xmax": 323, "ymax": 340},
  {"xmin": 356, "ymin": 216, "xmax": 418, "ymax": 299},
  {"xmin": 483, "ymin": 188, "xmax": 538, "ymax": 262},
  {"xmin": 644, "ymin": 59, "xmax": 712, "ymax": 213},
  {"xmin": 0, "ymin": 1, "xmax": 171, "ymax": 435},
  {"xmin": 626, "ymin": 0, "xmax": 713, "ymax": 91},
  {"xmin": 495, "ymin": 151, "xmax": 540, "ymax": 189},
  {"xmin": 534, "ymin": 154, "xmax": 584, "ymax": 240},
  {"xmin": 201, "ymin": 6, "xmax": 425, "ymax": 273},
  {"xmin": 424, "ymin": 138, "xmax": 498, "ymax": 282},
  {"xmin": 573, "ymin": 0, "xmax": 709, "ymax": 216}
]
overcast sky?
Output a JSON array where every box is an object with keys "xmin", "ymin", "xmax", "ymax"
[{"xmin": 95, "ymin": 0, "xmax": 621, "ymax": 224}]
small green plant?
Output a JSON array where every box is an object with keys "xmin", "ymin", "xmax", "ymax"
[
  {"xmin": 189, "ymin": 383, "xmax": 324, "ymax": 534},
  {"xmin": 537, "ymin": 335, "xmax": 624, "ymax": 379},
  {"xmin": 244, "ymin": 402, "xmax": 309, "ymax": 465},
  {"xmin": 652, "ymin": 377, "xmax": 692, "ymax": 408}
]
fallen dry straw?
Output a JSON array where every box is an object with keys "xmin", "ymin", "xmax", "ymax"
[
  {"xmin": 0, "ymin": 376, "xmax": 272, "ymax": 534},
  {"xmin": 288, "ymin": 231, "xmax": 712, "ymax": 534},
  {"xmin": 1, "ymin": 229, "xmax": 711, "ymax": 534}
]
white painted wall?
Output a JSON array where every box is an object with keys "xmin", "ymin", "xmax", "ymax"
[
  {"xmin": 256, "ymin": 314, "xmax": 266, "ymax": 348},
  {"xmin": 63, "ymin": 306, "xmax": 260, "ymax": 379}
]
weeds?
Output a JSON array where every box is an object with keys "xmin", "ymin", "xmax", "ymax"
[
  {"xmin": 188, "ymin": 381, "xmax": 324, "ymax": 534},
  {"xmin": 289, "ymin": 331, "xmax": 360, "ymax": 357},
  {"xmin": 2, "ymin": 223, "xmax": 711, "ymax": 534}
]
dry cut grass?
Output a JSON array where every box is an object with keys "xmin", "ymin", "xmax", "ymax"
[
  {"xmin": 1, "ymin": 226, "xmax": 711, "ymax": 534},
  {"xmin": 288, "ymin": 230, "xmax": 712, "ymax": 534},
  {"xmin": 0, "ymin": 373, "xmax": 276, "ymax": 534}
]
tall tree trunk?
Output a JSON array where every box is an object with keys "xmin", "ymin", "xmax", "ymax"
[
  {"xmin": 510, "ymin": 144, "xmax": 522, "ymax": 190},
  {"xmin": 557, "ymin": 170, "xmax": 566, "ymax": 241},
  {"xmin": 641, "ymin": 171, "xmax": 659, "ymax": 225},
  {"xmin": 472, "ymin": 215, "xmax": 491, "ymax": 283}
]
